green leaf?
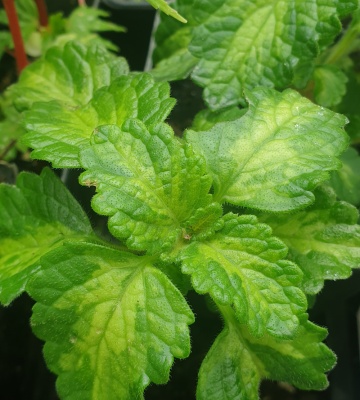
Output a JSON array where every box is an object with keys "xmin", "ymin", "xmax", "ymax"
[
  {"xmin": 62, "ymin": 7, "xmax": 126, "ymax": 52},
  {"xmin": 186, "ymin": 87, "xmax": 348, "ymax": 212},
  {"xmin": 191, "ymin": 107, "xmax": 246, "ymax": 132},
  {"xmin": 257, "ymin": 185, "xmax": 360, "ymax": 294},
  {"xmin": 197, "ymin": 307, "xmax": 335, "ymax": 400},
  {"xmin": 8, "ymin": 41, "xmax": 129, "ymax": 112},
  {"xmin": 22, "ymin": 73, "xmax": 176, "ymax": 168},
  {"xmin": 0, "ymin": 93, "xmax": 26, "ymax": 161},
  {"xmin": 313, "ymin": 65, "xmax": 348, "ymax": 107},
  {"xmin": 27, "ymin": 242, "xmax": 194, "ymax": 400},
  {"xmin": 181, "ymin": 213, "xmax": 307, "ymax": 338},
  {"xmin": 153, "ymin": 0, "xmax": 196, "ymax": 61},
  {"xmin": 80, "ymin": 121, "xmax": 213, "ymax": 254},
  {"xmin": 188, "ymin": 0, "xmax": 357, "ymax": 109},
  {"xmin": 330, "ymin": 147, "xmax": 360, "ymax": 205},
  {"xmin": 146, "ymin": 0, "xmax": 187, "ymax": 23},
  {"xmin": 336, "ymin": 70, "xmax": 360, "ymax": 142},
  {"xmin": 151, "ymin": 0, "xmax": 199, "ymax": 81},
  {"xmin": 0, "ymin": 168, "xmax": 92, "ymax": 305},
  {"xmin": 151, "ymin": 49, "xmax": 198, "ymax": 82}
]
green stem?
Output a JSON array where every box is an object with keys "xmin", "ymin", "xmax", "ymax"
[
  {"xmin": 323, "ymin": 23, "xmax": 360, "ymax": 65},
  {"xmin": 2, "ymin": 0, "xmax": 28, "ymax": 74}
]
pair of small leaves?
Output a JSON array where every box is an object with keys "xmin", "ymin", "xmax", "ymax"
[{"xmin": 154, "ymin": 0, "xmax": 357, "ymax": 109}]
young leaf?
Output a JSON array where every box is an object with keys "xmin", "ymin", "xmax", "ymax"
[
  {"xmin": 151, "ymin": 0, "xmax": 199, "ymax": 81},
  {"xmin": 188, "ymin": 0, "xmax": 357, "ymax": 109},
  {"xmin": 186, "ymin": 87, "xmax": 348, "ymax": 212},
  {"xmin": 0, "ymin": 168, "xmax": 92, "ymax": 305},
  {"xmin": 80, "ymin": 121, "xmax": 213, "ymax": 254},
  {"xmin": 313, "ymin": 65, "xmax": 348, "ymax": 107},
  {"xmin": 146, "ymin": 0, "xmax": 187, "ymax": 23},
  {"xmin": 181, "ymin": 213, "xmax": 307, "ymax": 339},
  {"xmin": 22, "ymin": 73, "xmax": 176, "ymax": 168},
  {"xmin": 64, "ymin": 7, "xmax": 125, "ymax": 52},
  {"xmin": 257, "ymin": 185, "xmax": 360, "ymax": 294},
  {"xmin": 8, "ymin": 41, "xmax": 129, "ymax": 111},
  {"xmin": 330, "ymin": 147, "xmax": 360, "ymax": 205},
  {"xmin": 27, "ymin": 242, "xmax": 194, "ymax": 400},
  {"xmin": 197, "ymin": 307, "xmax": 335, "ymax": 400},
  {"xmin": 151, "ymin": 49, "xmax": 198, "ymax": 82}
]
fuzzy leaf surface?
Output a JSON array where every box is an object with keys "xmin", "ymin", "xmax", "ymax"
[
  {"xmin": 0, "ymin": 168, "xmax": 92, "ymax": 305},
  {"xmin": 22, "ymin": 73, "xmax": 174, "ymax": 168},
  {"xmin": 181, "ymin": 213, "xmax": 307, "ymax": 338},
  {"xmin": 330, "ymin": 147, "xmax": 360, "ymax": 206},
  {"xmin": 27, "ymin": 242, "xmax": 194, "ymax": 400},
  {"xmin": 80, "ymin": 121, "xmax": 213, "ymax": 254},
  {"xmin": 186, "ymin": 87, "xmax": 348, "ymax": 212},
  {"xmin": 8, "ymin": 41, "xmax": 129, "ymax": 111},
  {"xmin": 258, "ymin": 186, "xmax": 360, "ymax": 294},
  {"xmin": 189, "ymin": 0, "xmax": 357, "ymax": 109},
  {"xmin": 197, "ymin": 307, "xmax": 335, "ymax": 400}
]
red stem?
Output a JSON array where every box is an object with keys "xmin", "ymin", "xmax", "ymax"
[
  {"xmin": 2, "ymin": 0, "xmax": 28, "ymax": 74},
  {"xmin": 78, "ymin": 0, "xmax": 86, "ymax": 6},
  {"xmin": 34, "ymin": 0, "xmax": 48, "ymax": 27}
]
